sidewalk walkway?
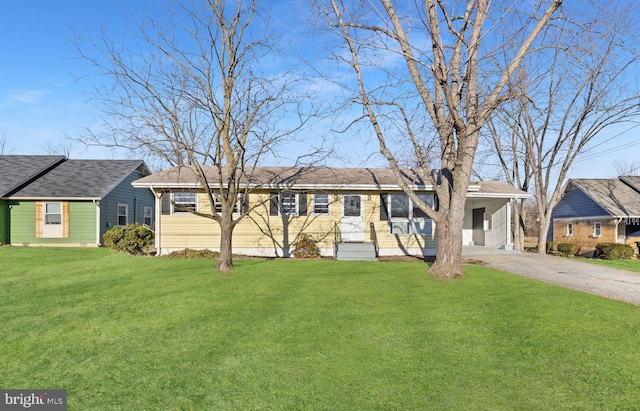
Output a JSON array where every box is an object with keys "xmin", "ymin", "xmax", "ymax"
[{"xmin": 468, "ymin": 249, "xmax": 640, "ymax": 306}]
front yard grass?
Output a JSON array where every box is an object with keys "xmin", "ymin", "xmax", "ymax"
[
  {"xmin": 579, "ymin": 257, "xmax": 640, "ymax": 273},
  {"xmin": 2, "ymin": 247, "xmax": 640, "ymax": 410}
]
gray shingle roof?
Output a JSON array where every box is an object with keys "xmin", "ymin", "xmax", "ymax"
[
  {"xmin": 133, "ymin": 165, "xmax": 528, "ymax": 197},
  {"xmin": 0, "ymin": 155, "xmax": 66, "ymax": 196},
  {"xmin": 570, "ymin": 178, "xmax": 640, "ymax": 218},
  {"xmin": 8, "ymin": 159, "xmax": 149, "ymax": 199},
  {"xmin": 620, "ymin": 176, "xmax": 640, "ymax": 193}
]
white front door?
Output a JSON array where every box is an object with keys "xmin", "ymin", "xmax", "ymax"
[{"xmin": 341, "ymin": 194, "xmax": 365, "ymax": 242}]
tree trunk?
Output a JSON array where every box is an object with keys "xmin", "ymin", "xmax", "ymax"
[
  {"xmin": 216, "ymin": 214, "xmax": 234, "ymax": 272},
  {"xmin": 429, "ymin": 208, "xmax": 465, "ymax": 279},
  {"xmin": 537, "ymin": 214, "xmax": 552, "ymax": 255},
  {"xmin": 512, "ymin": 199, "xmax": 526, "ymax": 252}
]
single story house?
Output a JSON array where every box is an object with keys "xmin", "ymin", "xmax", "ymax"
[
  {"xmin": 550, "ymin": 177, "xmax": 640, "ymax": 256},
  {"xmin": 133, "ymin": 165, "xmax": 529, "ymax": 259},
  {"xmin": 0, "ymin": 155, "xmax": 155, "ymax": 246}
]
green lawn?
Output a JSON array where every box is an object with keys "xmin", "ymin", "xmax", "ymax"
[
  {"xmin": 579, "ymin": 257, "xmax": 640, "ymax": 273},
  {"xmin": 2, "ymin": 247, "xmax": 640, "ymax": 410}
]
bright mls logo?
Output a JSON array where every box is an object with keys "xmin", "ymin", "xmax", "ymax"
[{"xmin": 1, "ymin": 390, "xmax": 66, "ymax": 410}]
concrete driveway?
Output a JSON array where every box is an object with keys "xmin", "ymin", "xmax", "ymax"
[{"xmin": 462, "ymin": 247, "xmax": 640, "ymax": 306}]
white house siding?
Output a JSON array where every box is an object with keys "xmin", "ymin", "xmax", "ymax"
[{"xmin": 463, "ymin": 198, "xmax": 511, "ymax": 248}]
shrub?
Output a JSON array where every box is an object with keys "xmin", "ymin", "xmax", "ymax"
[
  {"xmin": 292, "ymin": 234, "xmax": 321, "ymax": 259},
  {"xmin": 165, "ymin": 249, "xmax": 219, "ymax": 259},
  {"xmin": 103, "ymin": 224, "xmax": 153, "ymax": 255},
  {"xmin": 557, "ymin": 243, "xmax": 577, "ymax": 257},
  {"xmin": 546, "ymin": 241, "xmax": 556, "ymax": 254},
  {"xmin": 595, "ymin": 243, "xmax": 634, "ymax": 260}
]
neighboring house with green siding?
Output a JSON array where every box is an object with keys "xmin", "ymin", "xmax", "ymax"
[{"xmin": 0, "ymin": 155, "xmax": 154, "ymax": 247}]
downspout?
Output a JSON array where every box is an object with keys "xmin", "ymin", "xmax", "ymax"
[
  {"xmin": 94, "ymin": 199, "xmax": 101, "ymax": 246},
  {"xmin": 150, "ymin": 186, "xmax": 161, "ymax": 255},
  {"xmin": 506, "ymin": 198, "xmax": 513, "ymax": 249}
]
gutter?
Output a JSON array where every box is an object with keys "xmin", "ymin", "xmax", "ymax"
[
  {"xmin": 5, "ymin": 197, "xmax": 102, "ymax": 201},
  {"xmin": 132, "ymin": 182, "xmax": 487, "ymax": 192},
  {"xmin": 149, "ymin": 186, "xmax": 161, "ymax": 255},
  {"xmin": 93, "ymin": 199, "xmax": 101, "ymax": 246}
]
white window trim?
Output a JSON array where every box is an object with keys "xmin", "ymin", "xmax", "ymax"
[
  {"xmin": 594, "ymin": 222, "xmax": 601, "ymax": 237},
  {"xmin": 566, "ymin": 223, "xmax": 573, "ymax": 236},
  {"xmin": 214, "ymin": 197, "xmax": 241, "ymax": 214},
  {"xmin": 117, "ymin": 204, "xmax": 128, "ymax": 226},
  {"xmin": 144, "ymin": 207, "xmax": 153, "ymax": 226},
  {"xmin": 43, "ymin": 202, "xmax": 63, "ymax": 238},
  {"xmin": 313, "ymin": 192, "xmax": 330, "ymax": 216},
  {"xmin": 172, "ymin": 192, "xmax": 197, "ymax": 215},
  {"xmin": 388, "ymin": 193, "xmax": 434, "ymax": 236},
  {"xmin": 280, "ymin": 192, "xmax": 298, "ymax": 216}
]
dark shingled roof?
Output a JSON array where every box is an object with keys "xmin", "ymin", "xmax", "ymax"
[
  {"xmin": 133, "ymin": 165, "xmax": 528, "ymax": 197},
  {"xmin": 8, "ymin": 159, "xmax": 149, "ymax": 199},
  {"xmin": 569, "ymin": 178, "xmax": 640, "ymax": 218},
  {"xmin": 0, "ymin": 155, "xmax": 66, "ymax": 197}
]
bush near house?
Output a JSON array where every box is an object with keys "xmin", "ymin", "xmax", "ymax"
[
  {"xmin": 546, "ymin": 241, "xmax": 556, "ymax": 254},
  {"xmin": 595, "ymin": 243, "xmax": 634, "ymax": 260},
  {"xmin": 103, "ymin": 223, "xmax": 153, "ymax": 255},
  {"xmin": 292, "ymin": 233, "xmax": 321, "ymax": 259},
  {"xmin": 165, "ymin": 249, "xmax": 219, "ymax": 259},
  {"xmin": 557, "ymin": 243, "xmax": 577, "ymax": 257}
]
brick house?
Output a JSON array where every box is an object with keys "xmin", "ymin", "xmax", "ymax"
[{"xmin": 550, "ymin": 177, "xmax": 640, "ymax": 256}]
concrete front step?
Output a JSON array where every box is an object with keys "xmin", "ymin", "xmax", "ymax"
[{"xmin": 335, "ymin": 242, "xmax": 377, "ymax": 261}]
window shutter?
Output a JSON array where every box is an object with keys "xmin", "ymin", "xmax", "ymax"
[
  {"xmin": 379, "ymin": 194, "xmax": 389, "ymax": 221},
  {"xmin": 62, "ymin": 202, "xmax": 70, "ymax": 238},
  {"xmin": 299, "ymin": 193, "xmax": 307, "ymax": 216},
  {"xmin": 269, "ymin": 192, "xmax": 279, "ymax": 216},
  {"xmin": 161, "ymin": 192, "xmax": 171, "ymax": 215},
  {"xmin": 241, "ymin": 194, "xmax": 250, "ymax": 214},
  {"xmin": 35, "ymin": 201, "xmax": 43, "ymax": 238}
]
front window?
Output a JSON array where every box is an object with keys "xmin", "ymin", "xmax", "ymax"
[
  {"xmin": 313, "ymin": 192, "xmax": 330, "ymax": 215},
  {"xmin": 390, "ymin": 194, "xmax": 410, "ymax": 218},
  {"xmin": 144, "ymin": 207, "xmax": 152, "ymax": 226},
  {"xmin": 214, "ymin": 196, "xmax": 240, "ymax": 214},
  {"xmin": 280, "ymin": 192, "xmax": 297, "ymax": 216},
  {"xmin": 594, "ymin": 222, "xmax": 601, "ymax": 237},
  {"xmin": 44, "ymin": 202, "xmax": 62, "ymax": 226},
  {"xmin": 567, "ymin": 223, "xmax": 573, "ymax": 236},
  {"xmin": 388, "ymin": 193, "xmax": 434, "ymax": 235},
  {"xmin": 117, "ymin": 204, "xmax": 128, "ymax": 226},
  {"xmin": 173, "ymin": 192, "xmax": 197, "ymax": 214}
]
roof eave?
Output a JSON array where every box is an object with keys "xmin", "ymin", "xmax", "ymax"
[
  {"xmin": 467, "ymin": 192, "xmax": 530, "ymax": 199},
  {"xmin": 5, "ymin": 197, "xmax": 102, "ymax": 201}
]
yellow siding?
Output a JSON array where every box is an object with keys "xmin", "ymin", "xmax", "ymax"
[{"xmin": 158, "ymin": 189, "xmax": 437, "ymax": 255}]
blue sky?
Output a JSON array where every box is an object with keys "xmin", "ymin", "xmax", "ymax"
[
  {"xmin": 0, "ymin": 1, "xmax": 138, "ymax": 158},
  {"xmin": 0, "ymin": 0, "xmax": 638, "ymax": 178}
]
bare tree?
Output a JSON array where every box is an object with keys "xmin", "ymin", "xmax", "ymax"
[
  {"xmin": 486, "ymin": 1, "xmax": 640, "ymax": 255},
  {"xmin": 75, "ymin": 0, "xmax": 320, "ymax": 272},
  {"xmin": 42, "ymin": 139, "xmax": 75, "ymax": 157},
  {"xmin": 611, "ymin": 158, "xmax": 640, "ymax": 177},
  {"xmin": 319, "ymin": 0, "xmax": 562, "ymax": 277},
  {"xmin": 0, "ymin": 134, "xmax": 15, "ymax": 155}
]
